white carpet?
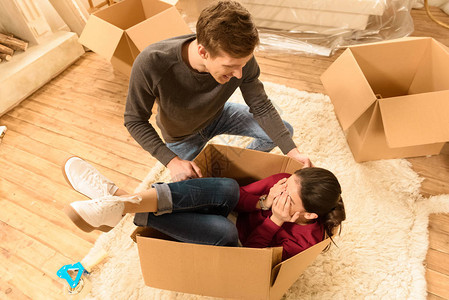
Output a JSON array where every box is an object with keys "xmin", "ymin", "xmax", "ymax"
[{"xmin": 82, "ymin": 82, "xmax": 449, "ymax": 299}]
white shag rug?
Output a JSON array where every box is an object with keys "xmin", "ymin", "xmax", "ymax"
[{"xmin": 82, "ymin": 82, "xmax": 449, "ymax": 299}]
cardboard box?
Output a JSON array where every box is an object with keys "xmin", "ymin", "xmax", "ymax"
[
  {"xmin": 78, "ymin": 0, "xmax": 191, "ymax": 76},
  {"xmin": 321, "ymin": 37, "xmax": 449, "ymax": 162},
  {"xmin": 132, "ymin": 144, "xmax": 331, "ymax": 299}
]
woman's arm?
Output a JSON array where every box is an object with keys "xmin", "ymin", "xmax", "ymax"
[
  {"xmin": 234, "ymin": 173, "xmax": 290, "ymax": 212},
  {"xmin": 243, "ymin": 222, "xmax": 320, "ymax": 260}
]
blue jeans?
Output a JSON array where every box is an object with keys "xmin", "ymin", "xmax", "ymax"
[
  {"xmin": 133, "ymin": 178, "xmax": 240, "ymax": 246},
  {"xmin": 166, "ymin": 102, "xmax": 294, "ymax": 160}
]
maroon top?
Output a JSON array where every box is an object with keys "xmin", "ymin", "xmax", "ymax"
[{"xmin": 235, "ymin": 173, "xmax": 324, "ymax": 260}]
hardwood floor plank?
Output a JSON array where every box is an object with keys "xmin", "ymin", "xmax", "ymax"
[
  {"xmin": 0, "ymin": 221, "xmax": 73, "ymax": 282},
  {"xmin": 0, "ymin": 199, "xmax": 93, "ymax": 260},
  {"xmin": 0, "ymin": 178, "xmax": 98, "ymax": 244},
  {"xmin": 0, "ymin": 156, "xmax": 80, "ymax": 205},
  {"xmin": 30, "ymin": 89, "xmax": 126, "ymax": 119},
  {"xmin": 429, "ymin": 228, "xmax": 449, "ymax": 255},
  {"xmin": 0, "ymin": 116, "xmax": 148, "ymax": 188},
  {"xmin": 5, "ymin": 106, "xmax": 149, "ymax": 168},
  {"xmin": 426, "ymin": 269, "xmax": 449, "ymax": 299},
  {"xmin": 426, "ymin": 248, "xmax": 449, "ymax": 275},
  {"xmin": 428, "ymin": 293, "xmax": 448, "ymax": 300},
  {"xmin": 429, "ymin": 214, "xmax": 449, "ymax": 235},
  {"xmin": 0, "ymin": 277, "xmax": 31, "ymax": 300},
  {"xmin": 0, "ymin": 247, "xmax": 64, "ymax": 300},
  {"xmin": 0, "ymin": 143, "xmax": 70, "ymax": 188}
]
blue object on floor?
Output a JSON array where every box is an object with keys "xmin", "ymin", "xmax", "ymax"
[{"xmin": 57, "ymin": 262, "xmax": 86, "ymax": 288}]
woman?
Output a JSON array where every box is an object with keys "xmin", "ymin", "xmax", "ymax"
[{"xmin": 63, "ymin": 157, "xmax": 345, "ymax": 260}]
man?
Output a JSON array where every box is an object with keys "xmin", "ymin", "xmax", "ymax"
[{"xmin": 124, "ymin": 0, "xmax": 312, "ymax": 182}]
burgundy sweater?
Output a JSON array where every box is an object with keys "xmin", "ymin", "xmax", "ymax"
[{"xmin": 235, "ymin": 173, "xmax": 324, "ymax": 260}]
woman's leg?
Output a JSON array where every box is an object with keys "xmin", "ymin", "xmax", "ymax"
[
  {"xmin": 65, "ymin": 177, "xmax": 240, "ymax": 233},
  {"xmin": 125, "ymin": 177, "xmax": 239, "ymax": 216},
  {"xmin": 145, "ymin": 213, "xmax": 239, "ymax": 246}
]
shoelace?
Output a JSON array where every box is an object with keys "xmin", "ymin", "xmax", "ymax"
[
  {"xmin": 95, "ymin": 194, "xmax": 142, "ymax": 206},
  {"xmin": 92, "ymin": 195, "xmax": 142, "ymax": 221},
  {"xmin": 82, "ymin": 169, "xmax": 113, "ymax": 196}
]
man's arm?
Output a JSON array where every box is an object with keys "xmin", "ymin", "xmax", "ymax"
[
  {"xmin": 124, "ymin": 57, "xmax": 176, "ymax": 166},
  {"xmin": 124, "ymin": 57, "xmax": 203, "ymax": 180},
  {"xmin": 240, "ymin": 57, "xmax": 312, "ymax": 167}
]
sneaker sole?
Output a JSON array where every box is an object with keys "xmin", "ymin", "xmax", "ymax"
[{"xmin": 64, "ymin": 204, "xmax": 114, "ymax": 233}]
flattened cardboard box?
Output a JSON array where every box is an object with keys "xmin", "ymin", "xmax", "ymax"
[
  {"xmin": 132, "ymin": 144, "xmax": 331, "ymax": 300},
  {"xmin": 241, "ymin": 0, "xmax": 385, "ymax": 32},
  {"xmin": 79, "ymin": 0, "xmax": 191, "ymax": 76},
  {"xmin": 321, "ymin": 37, "xmax": 449, "ymax": 162}
]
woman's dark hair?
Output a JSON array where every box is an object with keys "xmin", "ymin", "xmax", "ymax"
[{"xmin": 294, "ymin": 167, "xmax": 346, "ymax": 250}]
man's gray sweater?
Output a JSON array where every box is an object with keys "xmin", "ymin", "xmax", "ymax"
[{"xmin": 124, "ymin": 34, "xmax": 295, "ymax": 166}]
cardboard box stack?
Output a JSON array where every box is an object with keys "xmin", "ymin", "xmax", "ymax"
[
  {"xmin": 132, "ymin": 144, "xmax": 331, "ymax": 300},
  {"xmin": 321, "ymin": 37, "xmax": 449, "ymax": 162},
  {"xmin": 79, "ymin": 0, "xmax": 191, "ymax": 76},
  {"xmin": 241, "ymin": 0, "xmax": 385, "ymax": 33}
]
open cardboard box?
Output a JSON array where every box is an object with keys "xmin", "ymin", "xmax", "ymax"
[
  {"xmin": 131, "ymin": 144, "xmax": 331, "ymax": 299},
  {"xmin": 321, "ymin": 37, "xmax": 449, "ymax": 162},
  {"xmin": 79, "ymin": 0, "xmax": 191, "ymax": 76}
]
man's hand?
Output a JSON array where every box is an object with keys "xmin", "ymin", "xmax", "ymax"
[
  {"xmin": 287, "ymin": 148, "xmax": 313, "ymax": 168},
  {"xmin": 270, "ymin": 192, "xmax": 300, "ymax": 226},
  {"xmin": 167, "ymin": 156, "xmax": 203, "ymax": 182}
]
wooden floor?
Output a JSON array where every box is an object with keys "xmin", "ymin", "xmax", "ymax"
[{"xmin": 1, "ymin": 7, "xmax": 448, "ymax": 300}]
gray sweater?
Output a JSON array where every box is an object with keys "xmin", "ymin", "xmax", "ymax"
[{"xmin": 124, "ymin": 34, "xmax": 296, "ymax": 166}]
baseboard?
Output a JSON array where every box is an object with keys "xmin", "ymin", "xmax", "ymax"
[{"xmin": 0, "ymin": 31, "xmax": 85, "ymax": 117}]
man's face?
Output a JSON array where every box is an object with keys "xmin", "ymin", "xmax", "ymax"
[{"xmin": 203, "ymin": 50, "xmax": 253, "ymax": 84}]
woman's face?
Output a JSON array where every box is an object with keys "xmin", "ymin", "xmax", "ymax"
[{"xmin": 285, "ymin": 175, "xmax": 306, "ymax": 216}]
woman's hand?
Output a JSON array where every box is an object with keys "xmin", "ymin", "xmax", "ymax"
[
  {"xmin": 264, "ymin": 178, "xmax": 287, "ymax": 209},
  {"xmin": 270, "ymin": 192, "xmax": 300, "ymax": 226}
]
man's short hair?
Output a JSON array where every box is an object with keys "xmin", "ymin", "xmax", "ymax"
[{"xmin": 196, "ymin": 1, "xmax": 259, "ymax": 58}]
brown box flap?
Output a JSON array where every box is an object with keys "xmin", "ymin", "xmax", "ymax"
[
  {"xmin": 379, "ymin": 91, "xmax": 449, "ymax": 148},
  {"xmin": 126, "ymin": 7, "xmax": 192, "ymax": 52},
  {"xmin": 78, "ymin": 15, "xmax": 124, "ymax": 60},
  {"xmin": 194, "ymin": 144, "xmax": 302, "ymax": 185},
  {"xmin": 408, "ymin": 39, "xmax": 449, "ymax": 95},
  {"xmin": 136, "ymin": 235, "xmax": 274, "ymax": 299},
  {"xmin": 94, "ymin": 0, "xmax": 146, "ymax": 30},
  {"xmin": 269, "ymin": 238, "xmax": 331, "ymax": 300},
  {"xmin": 320, "ymin": 49, "xmax": 377, "ymax": 131}
]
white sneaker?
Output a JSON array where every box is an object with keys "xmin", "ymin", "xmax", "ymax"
[
  {"xmin": 63, "ymin": 156, "xmax": 119, "ymax": 199},
  {"xmin": 64, "ymin": 195, "xmax": 141, "ymax": 232}
]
